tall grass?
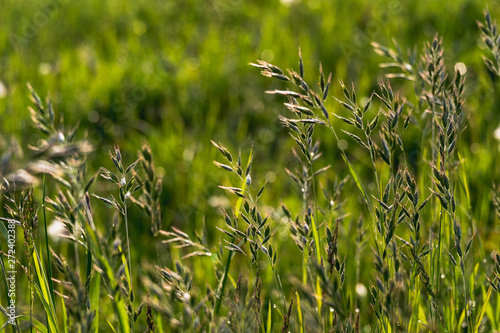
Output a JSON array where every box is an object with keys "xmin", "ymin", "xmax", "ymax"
[{"xmin": 1, "ymin": 6, "xmax": 500, "ymax": 333}]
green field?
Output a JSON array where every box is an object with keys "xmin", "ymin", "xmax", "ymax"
[{"xmin": 2, "ymin": 0, "xmax": 500, "ymax": 331}]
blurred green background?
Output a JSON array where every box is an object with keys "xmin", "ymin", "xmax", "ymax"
[
  {"xmin": 2, "ymin": 0, "xmax": 499, "ymax": 223},
  {"xmin": 2, "ymin": 0, "xmax": 500, "ymax": 327}
]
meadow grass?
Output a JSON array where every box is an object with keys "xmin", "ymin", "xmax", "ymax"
[{"xmin": 1, "ymin": 2, "xmax": 500, "ymax": 333}]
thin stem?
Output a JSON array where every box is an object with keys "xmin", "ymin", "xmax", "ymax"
[
  {"xmin": 272, "ymin": 264, "xmax": 287, "ymax": 310},
  {"xmin": 431, "ymin": 102, "xmax": 437, "ymax": 163},
  {"xmin": 309, "ymin": 163, "xmax": 320, "ymax": 242},
  {"xmin": 214, "ymin": 243, "xmax": 234, "ymax": 315},
  {"xmin": 214, "ymin": 152, "xmax": 251, "ymax": 317},
  {"xmin": 300, "ymin": 156, "xmax": 309, "ymax": 288},
  {"xmin": 308, "ymin": 162, "xmax": 323, "ymax": 315},
  {"xmin": 123, "ymin": 201, "xmax": 133, "ymax": 289},
  {"xmin": 436, "ymin": 207, "xmax": 443, "ymax": 292},
  {"xmin": 302, "ymin": 246, "xmax": 308, "ymax": 285}
]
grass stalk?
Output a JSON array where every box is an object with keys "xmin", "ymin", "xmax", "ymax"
[
  {"xmin": 214, "ymin": 148, "xmax": 252, "ymax": 316},
  {"xmin": 123, "ymin": 202, "xmax": 133, "ymax": 289},
  {"xmin": 214, "ymin": 245, "xmax": 234, "ymax": 316}
]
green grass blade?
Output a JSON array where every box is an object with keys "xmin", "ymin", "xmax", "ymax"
[
  {"xmin": 474, "ymin": 286, "xmax": 492, "ymax": 333},
  {"xmin": 296, "ymin": 291, "xmax": 304, "ymax": 333},
  {"xmin": 60, "ymin": 294, "xmax": 68, "ymax": 333},
  {"xmin": 156, "ymin": 310, "xmax": 164, "ymax": 333},
  {"xmin": 34, "ymin": 283, "xmax": 58, "ymax": 333},
  {"xmin": 84, "ymin": 222, "xmax": 130, "ymax": 333},
  {"xmin": 309, "ymin": 214, "xmax": 321, "ymax": 262},
  {"xmin": 485, "ymin": 291, "xmax": 497, "ymax": 330},
  {"xmin": 118, "ymin": 245, "xmax": 131, "ymax": 292},
  {"xmin": 33, "ymin": 248, "xmax": 59, "ymax": 333},
  {"xmin": 106, "ymin": 319, "xmax": 118, "ymax": 333},
  {"xmin": 90, "ymin": 274, "xmax": 100, "ymax": 333},
  {"xmin": 310, "ymin": 213, "xmax": 323, "ymax": 311},
  {"xmin": 266, "ymin": 299, "xmax": 272, "ymax": 333},
  {"xmin": 457, "ymin": 308, "xmax": 465, "ymax": 331}
]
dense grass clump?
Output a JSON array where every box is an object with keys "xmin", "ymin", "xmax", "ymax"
[{"xmin": 3, "ymin": 3, "xmax": 500, "ymax": 333}]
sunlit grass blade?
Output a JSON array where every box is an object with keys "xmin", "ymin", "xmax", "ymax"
[
  {"xmin": 119, "ymin": 245, "xmax": 132, "ymax": 293},
  {"xmin": 156, "ymin": 310, "xmax": 164, "ymax": 333},
  {"xmin": 33, "ymin": 248, "xmax": 59, "ymax": 333},
  {"xmin": 310, "ymin": 214, "xmax": 323, "ymax": 311},
  {"xmin": 61, "ymin": 292, "xmax": 68, "ymax": 333},
  {"xmin": 474, "ymin": 286, "xmax": 492, "ymax": 332},
  {"xmin": 84, "ymin": 222, "xmax": 130, "ymax": 333},
  {"xmin": 457, "ymin": 308, "xmax": 465, "ymax": 331},
  {"xmin": 34, "ymin": 284, "xmax": 58, "ymax": 333},
  {"xmin": 266, "ymin": 299, "xmax": 272, "ymax": 333},
  {"xmin": 107, "ymin": 319, "xmax": 118, "ymax": 333},
  {"xmin": 296, "ymin": 291, "xmax": 304, "ymax": 333}
]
